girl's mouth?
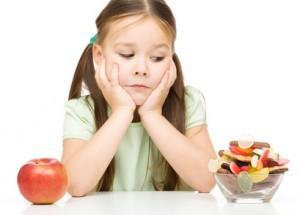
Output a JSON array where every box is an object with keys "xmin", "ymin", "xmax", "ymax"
[{"xmin": 128, "ymin": 84, "xmax": 149, "ymax": 89}]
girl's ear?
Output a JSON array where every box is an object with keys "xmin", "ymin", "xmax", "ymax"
[{"xmin": 92, "ymin": 44, "xmax": 104, "ymax": 66}]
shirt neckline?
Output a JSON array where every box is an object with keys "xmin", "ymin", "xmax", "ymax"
[
  {"xmin": 106, "ymin": 104, "xmax": 143, "ymax": 127},
  {"xmin": 129, "ymin": 122, "xmax": 142, "ymax": 127}
]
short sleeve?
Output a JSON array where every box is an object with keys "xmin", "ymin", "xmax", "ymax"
[
  {"xmin": 62, "ymin": 96, "xmax": 96, "ymax": 141},
  {"xmin": 185, "ymin": 85, "xmax": 207, "ymax": 129}
]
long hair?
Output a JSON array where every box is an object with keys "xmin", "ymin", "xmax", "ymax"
[{"xmin": 67, "ymin": 0, "xmax": 186, "ymax": 191}]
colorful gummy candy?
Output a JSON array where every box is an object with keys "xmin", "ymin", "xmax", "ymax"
[{"xmin": 208, "ymin": 136, "xmax": 289, "ymax": 193}]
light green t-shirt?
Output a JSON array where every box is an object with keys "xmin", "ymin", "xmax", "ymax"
[{"xmin": 62, "ymin": 85, "xmax": 207, "ymax": 191}]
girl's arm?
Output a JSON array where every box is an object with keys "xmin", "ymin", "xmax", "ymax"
[
  {"xmin": 62, "ymin": 58, "xmax": 136, "ymax": 197},
  {"xmin": 62, "ymin": 110, "xmax": 133, "ymax": 197},
  {"xmin": 141, "ymin": 113, "xmax": 217, "ymax": 192}
]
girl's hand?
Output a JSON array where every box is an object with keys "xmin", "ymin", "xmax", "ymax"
[
  {"xmin": 138, "ymin": 59, "xmax": 177, "ymax": 118},
  {"xmin": 95, "ymin": 58, "xmax": 136, "ymax": 114}
]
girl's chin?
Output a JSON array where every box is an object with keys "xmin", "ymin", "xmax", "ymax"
[
  {"xmin": 133, "ymin": 97, "xmax": 147, "ymax": 106},
  {"xmin": 129, "ymin": 94, "xmax": 148, "ymax": 106},
  {"xmin": 126, "ymin": 90, "xmax": 149, "ymax": 106}
]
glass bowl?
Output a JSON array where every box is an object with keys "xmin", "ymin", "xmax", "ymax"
[{"xmin": 214, "ymin": 172, "xmax": 285, "ymax": 203}]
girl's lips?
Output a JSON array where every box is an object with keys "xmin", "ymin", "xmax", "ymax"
[{"xmin": 129, "ymin": 84, "xmax": 149, "ymax": 89}]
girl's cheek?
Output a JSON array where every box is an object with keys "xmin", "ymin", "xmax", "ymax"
[
  {"xmin": 118, "ymin": 67, "xmax": 131, "ymax": 86},
  {"xmin": 151, "ymin": 64, "xmax": 168, "ymax": 84},
  {"xmin": 119, "ymin": 74, "xmax": 127, "ymax": 86}
]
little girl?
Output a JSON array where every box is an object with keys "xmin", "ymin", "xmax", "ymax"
[{"xmin": 62, "ymin": 0, "xmax": 217, "ymax": 196}]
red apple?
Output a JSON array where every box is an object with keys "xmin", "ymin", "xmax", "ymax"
[{"xmin": 17, "ymin": 158, "xmax": 68, "ymax": 204}]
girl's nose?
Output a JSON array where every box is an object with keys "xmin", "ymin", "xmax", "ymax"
[
  {"xmin": 134, "ymin": 71, "xmax": 148, "ymax": 76},
  {"xmin": 133, "ymin": 58, "xmax": 148, "ymax": 77}
]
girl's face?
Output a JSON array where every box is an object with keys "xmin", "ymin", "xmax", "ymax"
[{"xmin": 96, "ymin": 15, "xmax": 173, "ymax": 106}]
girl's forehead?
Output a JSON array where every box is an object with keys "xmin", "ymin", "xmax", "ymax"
[{"xmin": 105, "ymin": 15, "xmax": 172, "ymax": 48}]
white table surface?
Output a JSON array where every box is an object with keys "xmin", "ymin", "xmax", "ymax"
[{"xmin": 1, "ymin": 189, "xmax": 297, "ymax": 215}]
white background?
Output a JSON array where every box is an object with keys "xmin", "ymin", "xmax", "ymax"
[{"xmin": 0, "ymin": 0, "xmax": 299, "ymax": 205}]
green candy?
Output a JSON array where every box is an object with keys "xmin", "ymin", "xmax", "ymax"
[{"xmin": 237, "ymin": 171, "xmax": 253, "ymax": 193}]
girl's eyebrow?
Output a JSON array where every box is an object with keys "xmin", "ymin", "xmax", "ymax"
[{"xmin": 113, "ymin": 42, "xmax": 170, "ymax": 50}]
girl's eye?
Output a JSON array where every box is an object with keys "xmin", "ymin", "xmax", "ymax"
[
  {"xmin": 151, "ymin": 56, "xmax": 165, "ymax": 62},
  {"xmin": 119, "ymin": 53, "xmax": 165, "ymax": 62},
  {"xmin": 119, "ymin": 53, "xmax": 134, "ymax": 58}
]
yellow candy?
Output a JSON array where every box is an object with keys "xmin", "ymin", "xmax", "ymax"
[
  {"xmin": 249, "ymin": 168, "xmax": 269, "ymax": 183},
  {"xmin": 248, "ymin": 167, "xmax": 257, "ymax": 173},
  {"xmin": 221, "ymin": 155, "xmax": 232, "ymax": 162},
  {"xmin": 238, "ymin": 134, "xmax": 255, "ymax": 149},
  {"xmin": 256, "ymin": 160, "xmax": 264, "ymax": 170}
]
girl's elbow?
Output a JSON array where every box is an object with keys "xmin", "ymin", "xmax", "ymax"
[
  {"xmin": 198, "ymin": 183, "xmax": 216, "ymax": 193},
  {"xmin": 196, "ymin": 177, "xmax": 216, "ymax": 193},
  {"xmin": 67, "ymin": 184, "xmax": 88, "ymax": 197},
  {"xmin": 68, "ymin": 190, "xmax": 86, "ymax": 197}
]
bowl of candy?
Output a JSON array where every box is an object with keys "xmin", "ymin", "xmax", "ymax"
[{"xmin": 209, "ymin": 135, "xmax": 289, "ymax": 203}]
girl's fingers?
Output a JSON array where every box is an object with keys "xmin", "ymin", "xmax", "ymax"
[
  {"xmin": 157, "ymin": 60, "xmax": 176, "ymax": 91},
  {"xmin": 168, "ymin": 60, "xmax": 177, "ymax": 87},
  {"xmin": 95, "ymin": 65, "xmax": 103, "ymax": 88},
  {"xmin": 98, "ymin": 58, "xmax": 110, "ymax": 87},
  {"xmin": 110, "ymin": 63, "xmax": 120, "ymax": 86},
  {"xmin": 158, "ymin": 69, "xmax": 170, "ymax": 91}
]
